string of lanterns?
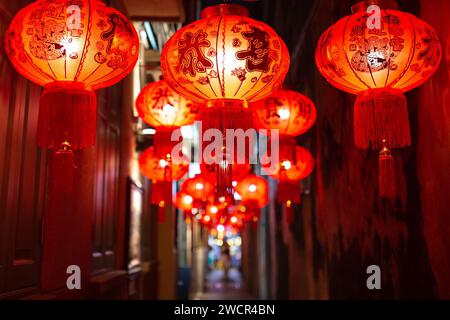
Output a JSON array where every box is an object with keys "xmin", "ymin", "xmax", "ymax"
[{"xmin": 4, "ymin": 0, "xmax": 442, "ymax": 233}]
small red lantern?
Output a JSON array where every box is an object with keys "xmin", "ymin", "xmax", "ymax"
[
  {"xmin": 315, "ymin": 0, "xmax": 441, "ymax": 197},
  {"xmin": 161, "ymin": 3, "xmax": 290, "ymax": 200},
  {"xmin": 136, "ymin": 79, "xmax": 201, "ymax": 157},
  {"xmin": 252, "ymin": 89, "xmax": 316, "ymax": 136},
  {"xmin": 175, "ymin": 191, "xmax": 194, "ymax": 211},
  {"xmin": 139, "ymin": 146, "xmax": 189, "ymax": 221},
  {"xmin": 181, "ymin": 175, "xmax": 214, "ymax": 202},
  {"xmin": 262, "ymin": 145, "xmax": 314, "ymax": 181},
  {"xmin": 235, "ymin": 174, "xmax": 269, "ymax": 209},
  {"xmin": 5, "ymin": 0, "xmax": 139, "ymax": 193}
]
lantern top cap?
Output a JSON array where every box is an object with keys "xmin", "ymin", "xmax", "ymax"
[
  {"xmin": 351, "ymin": 0, "xmax": 398, "ymax": 13},
  {"xmin": 200, "ymin": 4, "xmax": 249, "ymax": 19}
]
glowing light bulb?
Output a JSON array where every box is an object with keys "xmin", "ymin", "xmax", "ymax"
[
  {"xmin": 204, "ymin": 215, "xmax": 211, "ymax": 222},
  {"xmin": 278, "ymin": 108, "xmax": 290, "ymax": 120},
  {"xmin": 248, "ymin": 184, "xmax": 257, "ymax": 192},
  {"xmin": 230, "ymin": 216, "xmax": 237, "ymax": 224},
  {"xmin": 217, "ymin": 224, "xmax": 225, "ymax": 232},
  {"xmin": 162, "ymin": 103, "xmax": 176, "ymax": 118},
  {"xmin": 159, "ymin": 159, "xmax": 168, "ymax": 167},
  {"xmin": 232, "ymin": 180, "xmax": 238, "ymax": 187},
  {"xmin": 282, "ymin": 160, "xmax": 291, "ymax": 170},
  {"xmin": 183, "ymin": 195, "xmax": 193, "ymax": 205},
  {"xmin": 210, "ymin": 206, "xmax": 218, "ymax": 214},
  {"xmin": 195, "ymin": 182, "xmax": 204, "ymax": 190}
]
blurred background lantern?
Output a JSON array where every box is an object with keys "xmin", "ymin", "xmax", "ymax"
[
  {"xmin": 252, "ymin": 89, "xmax": 316, "ymax": 137},
  {"xmin": 254, "ymin": 89, "xmax": 316, "ymax": 177},
  {"xmin": 272, "ymin": 146, "xmax": 315, "ymax": 181},
  {"xmin": 136, "ymin": 79, "xmax": 201, "ymax": 158},
  {"xmin": 235, "ymin": 174, "xmax": 269, "ymax": 209},
  {"xmin": 139, "ymin": 146, "xmax": 189, "ymax": 222},
  {"xmin": 181, "ymin": 175, "xmax": 214, "ymax": 202},
  {"xmin": 5, "ymin": 0, "xmax": 139, "ymax": 194},
  {"xmin": 175, "ymin": 191, "xmax": 194, "ymax": 212},
  {"xmin": 315, "ymin": 0, "xmax": 441, "ymax": 197},
  {"xmin": 161, "ymin": 3, "xmax": 290, "ymax": 201}
]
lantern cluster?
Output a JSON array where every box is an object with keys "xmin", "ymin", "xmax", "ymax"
[{"xmin": 161, "ymin": 3, "xmax": 290, "ymax": 202}]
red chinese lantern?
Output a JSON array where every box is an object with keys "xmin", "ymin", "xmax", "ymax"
[
  {"xmin": 273, "ymin": 145, "xmax": 315, "ymax": 181},
  {"xmin": 252, "ymin": 89, "xmax": 316, "ymax": 137},
  {"xmin": 181, "ymin": 175, "xmax": 214, "ymax": 202},
  {"xmin": 161, "ymin": 3, "xmax": 290, "ymax": 200},
  {"xmin": 253, "ymin": 89, "xmax": 316, "ymax": 173},
  {"xmin": 235, "ymin": 174, "xmax": 268, "ymax": 209},
  {"xmin": 139, "ymin": 146, "xmax": 189, "ymax": 222},
  {"xmin": 264, "ymin": 145, "xmax": 314, "ymax": 221},
  {"xmin": 315, "ymin": 0, "xmax": 441, "ymax": 197},
  {"xmin": 5, "ymin": 0, "xmax": 139, "ymax": 193},
  {"xmin": 136, "ymin": 79, "xmax": 201, "ymax": 157},
  {"xmin": 175, "ymin": 191, "xmax": 194, "ymax": 211}
]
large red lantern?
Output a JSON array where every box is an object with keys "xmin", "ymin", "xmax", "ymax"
[
  {"xmin": 136, "ymin": 79, "xmax": 201, "ymax": 157},
  {"xmin": 252, "ymin": 89, "xmax": 316, "ymax": 137},
  {"xmin": 161, "ymin": 3, "xmax": 289, "ymax": 200},
  {"xmin": 315, "ymin": 0, "xmax": 441, "ymax": 197},
  {"xmin": 5, "ymin": 0, "xmax": 139, "ymax": 193}
]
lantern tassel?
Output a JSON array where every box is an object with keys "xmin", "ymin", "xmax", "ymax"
[
  {"xmin": 285, "ymin": 201, "xmax": 295, "ymax": 225},
  {"xmin": 157, "ymin": 205, "xmax": 167, "ymax": 223},
  {"xmin": 378, "ymin": 140, "xmax": 397, "ymax": 198},
  {"xmin": 38, "ymin": 81, "xmax": 97, "ymax": 150},
  {"xmin": 354, "ymin": 88, "xmax": 411, "ymax": 150},
  {"xmin": 201, "ymin": 100, "xmax": 253, "ymax": 201},
  {"xmin": 151, "ymin": 181, "xmax": 172, "ymax": 223},
  {"xmin": 47, "ymin": 141, "xmax": 74, "ymax": 196}
]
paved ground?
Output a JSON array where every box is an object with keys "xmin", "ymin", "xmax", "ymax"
[{"xmin": 195, "ymin": 268, "xmax": 255, "ymax": 300}]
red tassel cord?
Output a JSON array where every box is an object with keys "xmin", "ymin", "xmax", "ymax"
[
  {"xmin": 38, "ymin": 81, "xmax": 97, "ymax": 150},
  {"xmin": 153, "ymin": 129, "xmax": 179, "ymax": 159},
  {"xmin": 277, "ymin": 180, "xmax": 301, "ymax": 204},
  {"xmin": 285, "ymin": 201, "xmax": 295, "ymax": 225},
  {"xmin": 151, "ymin": 180, "xmax": 172, "ymax": 223},
  {"xmin": 354, "ymin": 88, "xmax": 411, "ymax": 150},
  {"xmin": 47, "ymin": 141, "xmax": 74, "ymax": 196},
  {"xmin": 201, "ymin": 100, "xmax": 253, "ymax": 202},
  {"xmin": 378, "ymin": 139, "xmax": 397, "ymax": 199}
]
